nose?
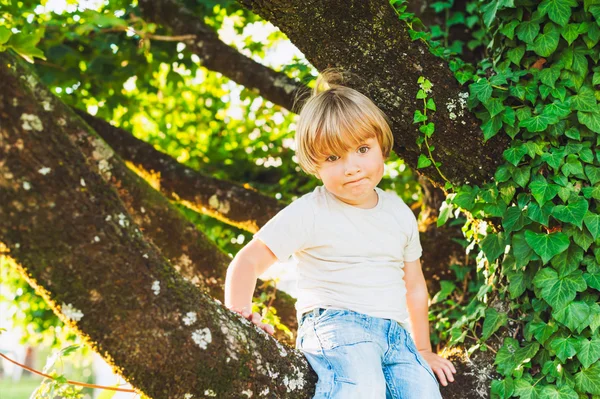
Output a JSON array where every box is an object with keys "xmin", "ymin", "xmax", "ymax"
[{"xmin": 344, "ymin": 157, "xmax": 361, "ymax": 176}]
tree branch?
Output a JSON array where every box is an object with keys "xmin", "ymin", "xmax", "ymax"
[{"xmin": 138, "ymin": 0, "xmax": 308, "ymax": 112}]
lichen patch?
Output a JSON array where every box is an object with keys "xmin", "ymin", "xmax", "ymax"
[
  {"xmin": 61, "ymin": 302, "xmax": 84, "ymax": 321},
  {"xmin": 182, "ymin": 311, "xmax": 197, "ymax": 326},
  {"xmin": 21, "ymin": 114, "xmax": 43, "ymax": 131},
  {"xmin": 151, "ymin": 281, "xmax": 160, "ymax": 295},
  {"xmin": 191, "ymin": 328, "xmax": 212, "ymax": 349}
]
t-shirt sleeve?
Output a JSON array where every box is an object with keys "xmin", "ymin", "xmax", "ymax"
[
  {"xmin": 404, "ymin": 208, "xmax": 423, "ymax": 262},
  {"xmin": 253, "ymin": 197, "xmax": 314, "ymax": 262}
]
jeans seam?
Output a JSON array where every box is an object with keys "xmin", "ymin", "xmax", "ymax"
[
  {"xmin": 382, "ymin": 367, "xmax": 398, "ymax": 399},
  {"xmin": 404, "ymin": 331, "xmax": 438, "ymax": 385},
  {"xmin": 312, "ymin": 320, "xmax": 335, "ymax": 398}
]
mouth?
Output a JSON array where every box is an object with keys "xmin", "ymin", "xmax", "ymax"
[{"xmin": 346, "ymin": 177, "xmax": 365, "ymax": 185}]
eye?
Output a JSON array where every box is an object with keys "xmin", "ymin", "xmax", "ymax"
[
  {"xmin": 326, "ymin": 155, "xmax": 339, "ymax": 162},
  {"xmin": 358, "ymin": 146, "xmax": 370, "ymax": 154}
]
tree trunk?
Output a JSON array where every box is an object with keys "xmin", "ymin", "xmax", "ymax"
[
  {"xmin": 236, "ymin": 0, "xmax": 509, "ymax": 188},
  {"xmin": 0, "ymin": 51, "xmax": 317, "ymax": 398}
]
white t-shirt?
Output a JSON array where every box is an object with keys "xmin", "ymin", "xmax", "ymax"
[{"xmin": 254, "ymin": 185, "xmax": 422, "ymax": 333}]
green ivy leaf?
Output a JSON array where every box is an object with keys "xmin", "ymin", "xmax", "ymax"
[
  {"xmin": 583, "ymin": 211, "xmax": 600, "ymax": 240},
  {"xmin": 503, "ymin": 144, "xmax": 528, "ymax": 166},
  {"xmin": 528, "ymin": 176, "xmax": 559, "ymax": 205},
  {"xmin": 519, "ymin": 113, "xmax": 557, "ymax": 132},
  {"xmin": 575, "ymin": 361, "xmax": 600, "ymax": 394},
  {"xmin": 533, "ymin": 267, "xmax": 587, "ymax": 308},
  {"xmin": 549, "ymin": 333, "xmax": 579, "ymax": 362},
  {"xmin": 578, "ymin": 110, "xmax": 600, "ymax": 133},
  {"xmin": 525, "ymin": 231, "xmax": 570, "ymax": 264},
  {"xmin": 527, "ymin": 319, "xmax": 558, "ymax": 345},
  {"xmin": 426, "ymin": 98, "xmax": 436, "ymax": 111},
  {"xmin": 577, "ymin": 336, "xmax": 600, "ymax": 369},
  {"xmin": 491, "ymin": 377, "xmax": 514, "ymax": 399},
  {"xmin": 481, "ymin": 232, "xmax": 508, "ymax": 263},
  {"xmin": 482, "ymin": 114, "xmax": 504, "ymax": 141},
  {"xmin": 539, "ymin": 0, "xmax": 577, "ymax": 26},
  {"xmin": 413, "ymin": 110, "xmax": 427, "ymax": 123},
  {"xmin": 561, "ymin": 154, "xmax": 585, "ymax": 178},
  {"xmin": 527, "ymin": 201, "xmax": 553, "ymax": 226},
  {"xmin": 419, "ymin": 122, "xmax": 435, "ymax": 137},
  {"xmin": 551, "ymin": 244, "xmax": 584, "ymax": 274},
  {"xmin": 484, "ymin": 98, "xmax": 504, "ymax": 118},
  {"xmin": 539, "ymin": 384, "xmax": 578, "ymax": 399},
  {"xmin": 470, "ymin": 78, "xmax": 493, "ymax": 103},
  {"xmin": 417, "ymin": 154, "xmax": 432, "ymax": 168},
  {"xmin": 514, "ymin": 379, "xmax": 541, "ymax": 399},
  {"xmin": 552, "ymin": 300, "xmax": 591, "ymax": 332},
  {"xmin": 570, "ymin": 85, "xmax": 597, "ymax": 112},
  {"xmin": 561, "ymin": 23, "xmax": 581, "ymax": 45},
  {"xmin": 513, "ymin": 165, "xmax": 532, "ymax": 188},
  {"xmin": 482, "ymin": 307, "xmax": 508, "ymax": 340},
  {"xmin": 507, "ymin": 45, "xmax": 525, "ymax": 66},
  {"xmin": 503, "ymin": 206, "xmax": 529, "ymax": 233},
  {"xmin": 516, "ymin": 20, "xmax": 541, "ymax": 44},
  {"xmin": 551, "ymin": 196, "xmax": 589, "ymax": 229},
  {"xmin": 531, "ymin": 23, "xmax": 560, "ymax": 57}
]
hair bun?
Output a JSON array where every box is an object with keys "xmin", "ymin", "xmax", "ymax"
[{"xmin": 312, "ymin": 68, "xmax": 347, "ymax": 96}]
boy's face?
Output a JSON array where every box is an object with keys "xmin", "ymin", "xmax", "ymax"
[{"xmin": 315, "ymin": 137, "xmax": 385, "ymax": 208}]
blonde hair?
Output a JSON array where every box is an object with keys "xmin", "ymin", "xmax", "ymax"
[{"xmin": 294, "ymin": 68, "xmax": 394, "ymax": 177}]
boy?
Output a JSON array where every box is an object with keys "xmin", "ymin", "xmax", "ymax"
[{"xmin": 225, "ymin": 70, "xmax": 456, "ymax": 398}]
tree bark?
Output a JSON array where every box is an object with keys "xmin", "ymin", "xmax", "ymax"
[
  {"xmin": 137, "ymin": 0, "xmax": 307, "ymax": 112},
  {"xmin": 0, "ymin": 51, "xmax": 316, "ymax": 398},
  {"xmin": 236, "ymin": 0, "xmax": 509, "ymax": 188}
]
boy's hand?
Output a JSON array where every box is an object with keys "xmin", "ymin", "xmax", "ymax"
[
  {"xmin": 229, "ymin": 307, "xmax": 275, "ymax": 336},
  {"xmin": 418, "ymin": 349, "xmax": 456, "ymax": 387}
]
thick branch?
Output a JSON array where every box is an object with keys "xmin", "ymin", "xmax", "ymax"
[
  {"xmin": 0, "ymin": 51, "xmax": 314, "ymax": 398},
  {"xmin": 74, "ymin": 109, "xmax": 284, "ymax": 233},
  {"xmin": 236, "ymin": 0, "xmax": 509, "ymax": 187},
  {"xmin": 138, "ymin": 0, "xmax": 307, "ymax": 112}
]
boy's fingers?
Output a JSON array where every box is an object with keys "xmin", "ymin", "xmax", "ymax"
[
  {"xmin": 444, "ymin": 365, "xmax": 455, "ymax": 382},
  {"xmin": 435, "ymin": 369, "xmax": 448, "ymax": 386}
]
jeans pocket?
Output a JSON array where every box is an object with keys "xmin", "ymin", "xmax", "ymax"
[{"xmin": 314, "ymin": 313, "xmax": 371, "ymax": 350}]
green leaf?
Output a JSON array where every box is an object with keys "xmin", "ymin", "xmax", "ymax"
[
  {"xmin": 503, "ymin": 206, "xmax": 529, "ymax": 233},
  {"xmin": 417, "ymin": 154, "xmax": 432, "ymax": 168},
  {"xmin": 482, "ymin": 114, "xmax": 504, "ymax": 140},
  {"xmin": 575, "ymin": 361, "xmax": 600, "ymax": 394},
  {"xmin": 561, "ymin": 23, "xmax": 581, "ymax": 45},
  {"xmin": 539, "ymin": 384, "xmax": 578, "ymax": 399},
  {"xmin": 484, "ymin": 98, "xmax": 504, "ymax": 118},
  {"xmin": 507, "ymin": 45, "xmax": 525, "ymax": 66},
  {"xmin": 0, "ymin": 26, "xmax": 11, "ymax": 46},
  {"xmin": 585, "ymin": 166, "xmax": 600, "ymax": 186},
  {"xmin": 503, "ymin": 144, "xmax": 528, "ymax": 166},
  {"xmin": 514, "ymin": 379, "xmax": 540, "ymax": 399},
  {"xmin": 540, "ymin": 66, "xmax": 561, "ymax": 88},
  {"xmin": 533, "ymin": 267, "xmax": 587, "ymax": 308},
  {"xmin": 525, "ymin": 231, "xmax": 570, "ymax": 264},
  {"xmin": 577, "ymin": 336, "xmax": 600, "ymax": 368},
  {"xmin": 413, "ymin": 110, "xmax": 427, "ymax": 123},
  {"xmin": 481, "ymin": 232, "xmax": 508, "ymax": 263},
  {"xmin": 561, "ymin": 154, "xmax": 585, "ymax": 178},
  {"xmin": 527, "ymin": 319, "xmax": 558, "ymax": 345},
  {"xmin": 551, "ymin": 244, "xmax": 584, "ymax": 274},
  {"xmin": 426, "ymin": 98, "xmax": 436, "ymax": 111},
  {"xmin": 552, "ymin": 300, "xmax": 591, "ymax": 332},
  {"xmin": 549, "ymin": 333, "xmax": 579, "ymax": 362},
  {"xmin": 583, "ymin": 211, "xmax": 600, "ymax": 240},
  {"xmin": 7, "ymin": 31, "xmax": 46, "ymax": 61},
  {"xmin": 577, "ymin": 110, "xmax": 600, "ymax": 133},
  {"xmin": 519, "ymin": 114, "xmax": 557, "ymax": 132},
  {"xmin": 419, "ymin": 122, "xmax": 435, "ymax": 137},
  {"xmin": 527, "ymin": 201, "xmax": 553, "ymax": 226},
  {"xmin": 416, "ymin": 89, "xmax": 427, "ymax": 99},
  {"xmin": 528, "ymin": 176, "xmax": 559, "ymax": 205},
  {"xmin": 570, "ymin": 85, "xmax": 597, "ymax": 112},
  {"xmin": 491, "ymin": 377, "xmax": 514, "ymax": 399},
  {"xmin": 513, "ymin": 165, "xmax": 531, "ymax": 188},
  {"xmin": 551, "ymin": 196, "xmax": 589, "ymax": 229},
  {"xmin": 538, "ymin": 0, "xmax": 577, "ymax": 26},
  {"xmin": 482, "ymin": 307, "xmax": 508, "ymax": 340},
  {"xmin": 531, "ymin": 23, "xmax": 560, "ymax": 57},
  {"xmin": 470, "ymin": 78, "xmax": 493, "ymax": 103},
  {"xmin": 516, "ymin": 20, "xmax": 541, "ymax": 44}
]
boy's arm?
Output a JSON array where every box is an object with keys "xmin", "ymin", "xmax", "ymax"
[
  {"xmin": 225, "ymin": 237, "xmax": 278, "ymax": 334},
  {"xmin": 403, "ymin": 258, "xmax": 456, "ymax": 386}
]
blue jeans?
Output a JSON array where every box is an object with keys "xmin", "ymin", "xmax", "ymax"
[{"xmin": 296, "ymin": 308, "xmax": 442, "ymax": 399}]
